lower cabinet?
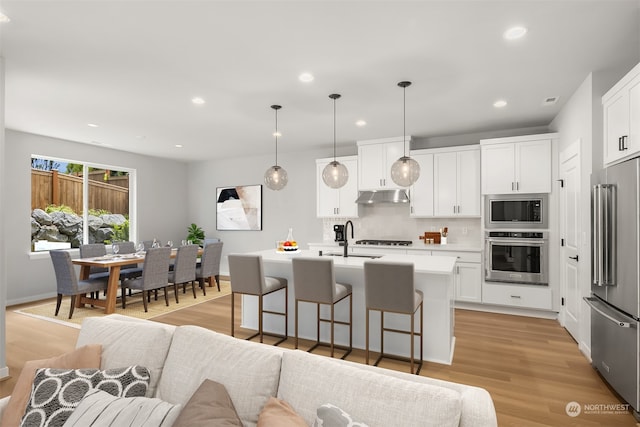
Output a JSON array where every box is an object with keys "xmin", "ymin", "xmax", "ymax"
[
  {"xmin": 432, "ymin": 250, "xmax": 481, "ymax": 303},
  {"xmin": 482, "ymin": 282, "xmax": 553, "ymax": 310}
]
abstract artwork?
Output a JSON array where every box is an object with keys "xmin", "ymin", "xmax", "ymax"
[{"xmin": 216, "ymin": 185, "xmax": 262, "ymax": 230}]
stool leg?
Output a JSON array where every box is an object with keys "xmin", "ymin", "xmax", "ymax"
[
  {"xmin": 330, "ymin": 303, "xmax": 335, "ymax": 357},
  {"xmin": 410, "ymin": 308, "xmax": 415, "ymax": 374},
  {"xmin": 259, "ymin": 295, "xmax": 264, "ymax": 343},
  {"xmin": 349, "ymin": 294, "xmax": 353, "ymax": 351},
  {"xmin": 284, "ymin": 286, "xmax": 288, "ymax": 339},
  {"xmin": 316, "ymin": 303, "xmax": 320, "ymax": 347},
  {"xmin": 294, "ymin": 299, "xmax": 299, "ymax": 349},
  {"xmin": 365, "ymin": 307, "xmax": 370, "ymax": 365},
  {"xmin": 231, "ymin": 292, "xmax": 235, "ymax": 337},
  {"xmin": 380, "ymin": 311, "xmax": 385, "ymax": 357},
  {"xmin": 420, "ymin": 302, "xmax": 424, "ymax": 365}
]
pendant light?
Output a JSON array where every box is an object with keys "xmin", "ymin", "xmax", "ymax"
[
  {"xmin": 264, "ymin": 105, "xmax": 288, "ymax": 191},
  {"xmin": 390, "ymin": 81, "xmax": 420, "ymax": 187},
  {"xmin": 322, "ymin": 93, "xmax": 349, "ymax": 189}
]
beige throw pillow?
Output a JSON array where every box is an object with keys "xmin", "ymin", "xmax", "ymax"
[
  {"xmin": 0, "ymin": 344, "xmax": 102, "ymax": 427},
  {"xmin": 257, "ymin": 397, "xmax": 307, "ymax": 427},
  {"xmin": 172, "ymin": 379, "xmax": 243, "ymax": 427}
]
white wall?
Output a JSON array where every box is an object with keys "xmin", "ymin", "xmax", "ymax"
[
  {"xmin": 0, "ymin": 57, "xmax": 9, "ymax": 378},
  {"xmin": 4, "ymin": 130, "xmax": 190, "ymax": 305}
]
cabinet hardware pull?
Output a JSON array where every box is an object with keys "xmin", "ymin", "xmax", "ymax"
[
  {"xmin": 516, "ymin": 182, "xmax": 519, "ymax": 191},
  {"xmin": 510, "ymin": 295, "xmax": 522, "ymax": 299},
  {"xmin": 511, "ymin": 182, "xmax": 515, "ymax": 191},
  {"xmin": 619, "ymin": 137, "xmax": 623, "ymax": 151},
  {"xmin": 622, "ymin": 135, "xmax": 629, "ymax": 150},
  {"xmin": 569, "ymin": 255, "xmax": 579, "ymax": 262}
]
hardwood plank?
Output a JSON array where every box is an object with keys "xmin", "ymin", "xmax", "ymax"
[{"xmin": 3, "ymin": 298, "xmax": 638, "ymax": 426}]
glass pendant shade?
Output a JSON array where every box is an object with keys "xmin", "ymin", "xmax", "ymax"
[
  {"xmin": 322, "ymin": 160, "xmax": 349, "ymax": 189},
  {"xmin": 264, "ymin": 165, "xmax": 288, "ymax": 191},
  {"xmin": 391, "ymin": 155, "xmax": 420, "ymax": 187}
]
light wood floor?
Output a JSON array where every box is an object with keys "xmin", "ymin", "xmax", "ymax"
[{"xmin": 3, "ymin": 295, "xmax": 639, "ymax": 427}]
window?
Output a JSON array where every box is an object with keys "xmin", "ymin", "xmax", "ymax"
[{"xmin": 30, "ymin": 156, "xmax": 135, "ymax": 251}]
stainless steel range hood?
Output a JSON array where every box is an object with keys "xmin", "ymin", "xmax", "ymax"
[{"xmin": 355, "ymin": 189, "xmax": 410, "ymax": 204}]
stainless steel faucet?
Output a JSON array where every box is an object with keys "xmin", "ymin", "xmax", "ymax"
[{"xmin": 343, "ymin": 220, "xmax": 354, "ymax": 257}]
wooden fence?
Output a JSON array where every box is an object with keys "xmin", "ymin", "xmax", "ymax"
[{"xmin": 31, "ymin": 169, "xmax": 129, "ymax": 215}]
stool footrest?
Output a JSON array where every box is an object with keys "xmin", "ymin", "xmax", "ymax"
[
  {"xmin": 307, "ymin": 341, "xmax": 352, "ymax": 360},
  {"xmin": 373, "ymin": 353, "xmax": 423, "ymax": 375},
  {"xmin": 382, "ymin": 326, "xmax": 422, "ymax": 336},
  {"xmin": 244, "ymin": 331, "xmax": 288, "ymax": 347}
]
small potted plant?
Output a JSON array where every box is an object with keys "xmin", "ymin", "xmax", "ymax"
[{"xmin": 186, "ymin": 223, "xmax": 205, "ymax": 246}]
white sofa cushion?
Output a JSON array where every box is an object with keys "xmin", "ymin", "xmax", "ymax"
[
  {"xmin": 156, "ymin": 325, "xmax": 283, "ymax": 427},
  {"xmin": 278, "ymin": 350, "xmax": 463, "ymax": 427},
  {"xmin": 75, "ymin": 315, "xmax": 176, "ymax": 397}
]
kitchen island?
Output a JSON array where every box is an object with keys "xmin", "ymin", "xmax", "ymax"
[{"xmin": 240, "ymin": 249, "xmax": 457, "ymax": 365}]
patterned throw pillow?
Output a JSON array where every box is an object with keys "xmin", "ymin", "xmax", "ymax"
[
  {"xmin": 313, "ymin": 403, "xmax": 370, "ymax": 427},
  {"xmin": 20, "ymin": 366, "xmax": 150, "ymax": 427}
]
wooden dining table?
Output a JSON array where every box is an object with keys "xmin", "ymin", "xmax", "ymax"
[{"xmin": 72, "ymin": 248, "xmax": 202, "ymax": 314}]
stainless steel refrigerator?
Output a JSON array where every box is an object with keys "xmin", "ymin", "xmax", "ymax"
[{"xmin": 586, "ymin": 156, "xmax": 640, "ymax": 416}]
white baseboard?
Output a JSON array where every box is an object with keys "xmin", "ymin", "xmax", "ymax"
[
  {"xmin": 455, "ymin": 301, "xmax": 559, "ymax": 320},
  {"xmin": 0, "ymin": 366, "xmax": 9, "ymax": 380}
]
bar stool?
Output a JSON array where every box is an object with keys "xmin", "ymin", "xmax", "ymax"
[
  {"xmin": 228, "ymin": 254, "xmax": 288, "ymax": 345},
  {"xmin": 291, "ymin": 257, "xmax": 352, "ymax": 359},
  {"xmin": 364, "ymin": 261, "xmax": 423, "ymax": 374}
]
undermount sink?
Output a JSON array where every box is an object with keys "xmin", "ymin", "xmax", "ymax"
[{"xmin": 322, "ymin": 252, "xmax": 382, "ymax": 259}]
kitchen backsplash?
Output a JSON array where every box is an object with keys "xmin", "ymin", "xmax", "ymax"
[{"xmin": 321, "ymin": 204, "xmax": 482, "ymax": 246}]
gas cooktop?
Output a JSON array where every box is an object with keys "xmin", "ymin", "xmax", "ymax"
[{"xmin": 355, "ymin": 239, "xmax": 413, "ymax": 246}]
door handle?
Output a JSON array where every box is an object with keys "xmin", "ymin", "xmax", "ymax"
[{"xmin": 569, "ymin": 255, "xmax": 579, "ymax": 262}]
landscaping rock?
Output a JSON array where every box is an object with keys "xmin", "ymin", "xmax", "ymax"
[
  {"xmin": 88, "ymin": 215, "xmax": 104, "ymax": 232},
  {"xmin": 32, "ymin": 208, "xmax": 53, "ymax": 225},
  {"xmin": 50, "ymin": 211, "xmax": 83, "ymax": 236},
  {"xmin": 101, "ymin": 214, "xmax": 126, "ymax": 227},
  {"xmin": 37, "ymin": 225, "xmax": 69, "ymax": 242}
]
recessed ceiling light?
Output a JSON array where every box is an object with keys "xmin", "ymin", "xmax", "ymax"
[
  {"xmin": 87, "ymin": 123, "xmax": 99, "ymax": 128},
  {"xmin": 298, "ymin": 72, "xmax": 314, "ymax": 83},
  {"xmin": 493, "ymin": 100, "xmax": 508, "ymax": 108},
  {"xmin": 504, "ymin": 26, "xmax": 527, "ymax": 40},
  {"xmin": 175, "ymin": 144, "xmax": 183, "ymax": 148},
  {"xmin": 542, "ymin": 96, "xmax": 560, "ymax": 106},
  {"xmin": 191, "ymin": 97, "xmax": 205, "ymax": 105},
  {"xmin": 0, "ymin": 13, "xmax": 10, "ymax": 23},
  {"xmin": 273, "ymin": 131, "xmax": 282, "ymax": 137},
  {"xmin": 355, "ymin": 120, "xmax": 367, "ymax": 127}
]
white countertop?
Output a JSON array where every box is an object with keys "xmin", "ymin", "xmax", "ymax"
[
  {"xmin": 252, "ymin": 249, "xmax": 456, "ymax": 275},
  {"xmin": 307, "ymin": 241, "xmax": 481, "ymax": 252}
]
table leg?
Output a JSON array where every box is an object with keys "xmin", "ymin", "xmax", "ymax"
[
  {"xmin": 75, "ymin": 265, "xmax": 93, "ymax": 308},
  {"xmin": 104, "ymin": 266, "xmax": 121, "ymax": 314}
]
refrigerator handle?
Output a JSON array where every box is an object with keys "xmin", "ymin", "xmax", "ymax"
[
  {"xmin": 592, "ymin": 185, "xmax": 602, "ymax": 286},
  {"xmin": 584, "ymin": 297, "xmax": 635, "ymax": 328},
  {"xmin": 603, "ymin": 184, "xmax": 616, "ymax": 286}
]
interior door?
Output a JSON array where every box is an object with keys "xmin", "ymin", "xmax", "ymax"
[{"xmin": 560, "ymin": 141, "xmax": 581, "ymax": 342}]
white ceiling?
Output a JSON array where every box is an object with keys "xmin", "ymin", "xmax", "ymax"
[{"xmin": 1, "ymin": 1, "xmax": 639, "ymax": 162}]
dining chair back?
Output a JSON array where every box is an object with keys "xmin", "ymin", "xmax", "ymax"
[
  {"xmin": 291, "ymin": 257, "xmax": 352, "ymax": 359},
  {"xmin": 50, "ymin": 250, "xmax": 108, "ymax": 319},
  {"xmin": 113, "ymin": 241, "xmax": 144, "ymax": 280},
  {"xmin": 121, "ymin": 247, "xmax": 171, "ymax": 312},
  {"xmin": 79, "ymin": 244, "xmax": 109, "ymax": 280},
  {"xmin": 168, "ymin": 244, "xmax": 199, "ymax": 301},
  {"xmin": 196, "ymin": 241, "xmax": 223, "ymax": 293},
  {"xmin": 364, "ymin": 261, "xmax": 423, "ymax": 374}
]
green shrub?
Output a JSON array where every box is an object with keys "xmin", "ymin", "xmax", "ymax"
[
  {"xmin": 105, "ymin": 219, "xmax": 129, "ymax": 244},
  {"xmin": 45, "ymin": 204, "xmax": 76, "ymax": 215}
]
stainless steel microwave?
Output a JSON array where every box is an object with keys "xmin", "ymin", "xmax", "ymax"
[{"xmin": 485, "ymin": 194, "xmax": 548, "ymax": 229}]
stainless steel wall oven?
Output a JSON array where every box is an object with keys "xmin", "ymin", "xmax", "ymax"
[{"xmin": 484, "ymin": 231, "xmax": 548, "ymax": 285}]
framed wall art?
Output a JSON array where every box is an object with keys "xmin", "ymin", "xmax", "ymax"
[{"xmin": 216, "ymin": 185, "xmax": 262, "ymax": 231}]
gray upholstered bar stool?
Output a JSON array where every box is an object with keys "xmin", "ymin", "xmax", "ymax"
[
  {"xmin": 364, "ymin": 261, "xmax": 423, "ymax": 374},
  {"xmin": 291, "ymin": 257, "xmax": 353, "ymax": 359},
  {"xmin": 228, "ymin": 254, "xmax": 288, "ymax": 345}
]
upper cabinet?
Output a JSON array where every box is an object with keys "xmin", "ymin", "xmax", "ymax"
[
  {"xmin": 408, "ymin": 152, "xmax": 434, "ymax": 217},
  {"xmin": 409, "ymin": 145, "xmax": 480, "ymax": 217},
  {"xmin": 433, "ymin": 146, "xmax": 481, "ymax": 216},
  {"xmin": 480, "ymin": 134, "xmax": 554, "ymax": 194},
  {"xmin": 603, "ymin": 62, "xmax": 640, "ymax": 166},
  {"xmin": 357, "ymin": 137, "xmax": 406, "ymax": 190},
  {"xmin": 316, "ymin": 156, "xmax": 359, "ymax": 218}
]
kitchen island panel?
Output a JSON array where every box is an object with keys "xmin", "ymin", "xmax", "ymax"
[{"xmin": 240, "ymin": 250, "xmax": 456, "ymax": 365}]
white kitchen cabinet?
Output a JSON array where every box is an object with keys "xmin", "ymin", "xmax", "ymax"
[
  {"xmin": 432, "ymin": 250, "xmax": 482, "ymax": 303},
  {"xmin": 357, "ymin": 138, "xmax": 406, "ymax": 190},
  {"xmin": 433, "ymin": 146, "xmax": 480, "ymax": 216},
  {"xmin": 603, "ymin": 62, "xmax": 640, "ymax": 165},
  {"xmin": 316, "ymin": 156, "xmax": 359, "ymax": 218},
  {"xmin": 482, "ymin": 282, "xmax": 552, "ymax": 310},
  {"xmin": 408, "ymin": 152, "xmax": 434, "ymax": 217},
  {"xmin": 480, "ymin": 134, "xmax": 554, "ymax": 194}
]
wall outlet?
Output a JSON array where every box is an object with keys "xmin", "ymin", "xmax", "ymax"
[{"xmin": 462, "ymin": 227, "xmax": 468, "ymax": 235}]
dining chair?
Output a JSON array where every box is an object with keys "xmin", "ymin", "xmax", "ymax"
[
  {"xmin": 50, "ymin": 250, "xmax": 109, "ymax": 319},
  {"xmin": 195, "ymin": 241, "xmax": 223, "ymax": 294},
  {"xmin": 228, "ymin": 254, "xmax": 288, "ymax": 345},
  {"xmin": 78, "ymin": 244, "xmax": 110, "ymax": 280},
  {"xmin": 364, "ymin": 261, "xmax": 423, "ymax": 374},
  {"xmin": 168, "ymin": 244, "xmax": 199, "ymax": 302},
  {"xmin": 121, "ymin": 247, "xmax": 171, "ymax": 312},
  {"xmin": 114, "ymin": 241, "xmax": 144, "ymax": 280},
  {"xmin": 291, "ymin": 257, "xmax": 352, "ymax": 359}
]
